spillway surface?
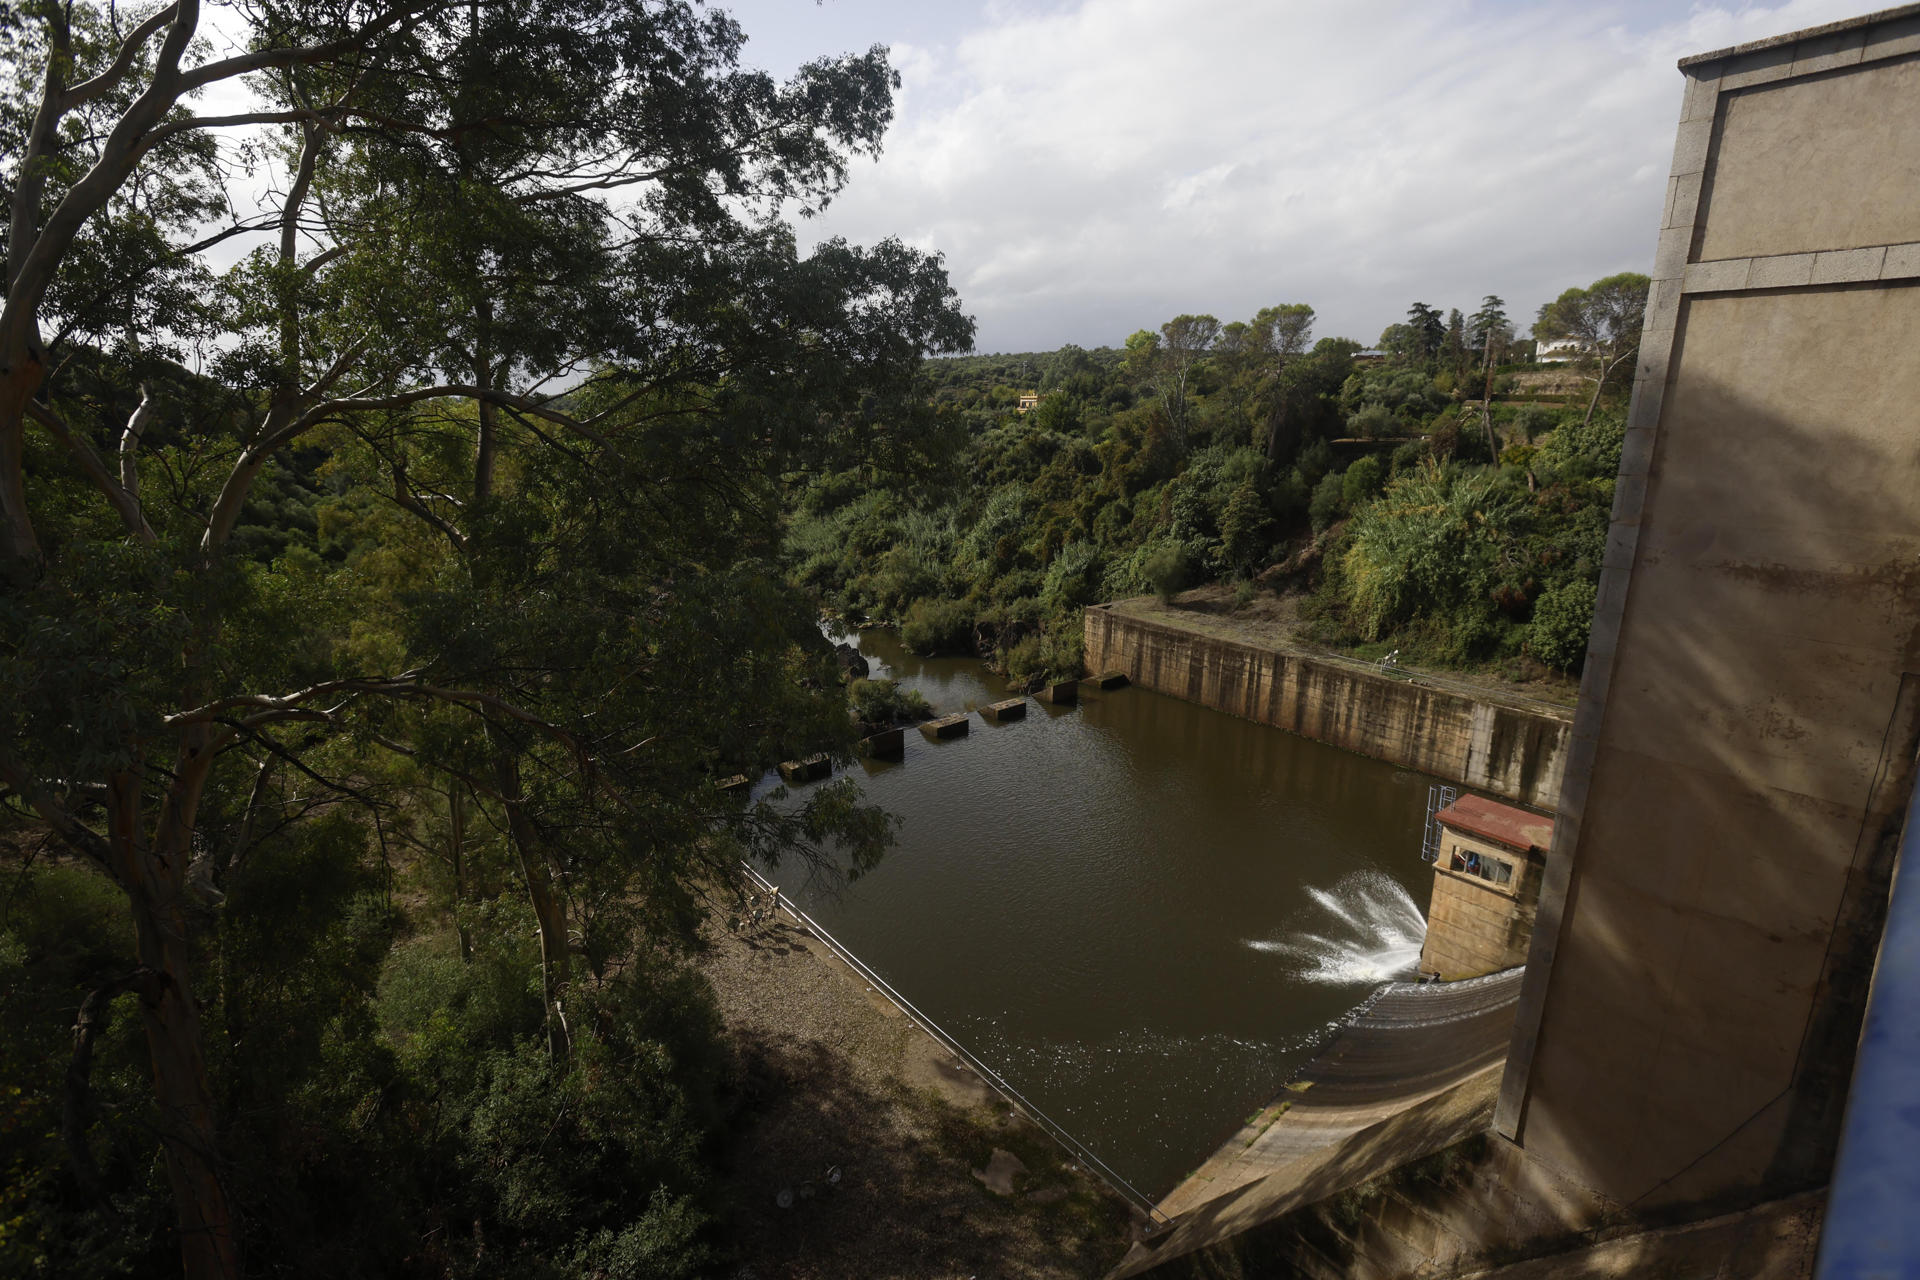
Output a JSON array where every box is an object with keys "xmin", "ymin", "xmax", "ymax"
[{"xmin": 773, "ymin": 628, "xmax": 1442, "ymax": 1197}]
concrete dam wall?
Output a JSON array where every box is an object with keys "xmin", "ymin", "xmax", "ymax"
[{"xmin": 1082, "ymin": 605, "xmax": 1571, "ymax": 809}]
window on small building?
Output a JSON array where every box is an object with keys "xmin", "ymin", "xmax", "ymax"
[{"xmin": 1450, "ymin": 848, "xmax": 1514, "ymax": 886}]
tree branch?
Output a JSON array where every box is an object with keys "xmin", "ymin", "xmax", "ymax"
[
  {"xmin": 23, "ymin": 400, "xmax": 157, "ymax": 543},
  {"xmin": 0, "ymin": 749, "xmax": 117, "ymax": 879},
  {"xmin": 62, "ymin": 4, "xmax": 182, "ymax": 109},
  {"xmin": 120, "ymin": 384, "xmax": 152, "ymax": 500}
]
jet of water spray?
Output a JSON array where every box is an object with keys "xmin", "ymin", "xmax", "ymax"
[{"xmin": 1248, "ymin": 870, "xmax": 1427, "ymax": 984}]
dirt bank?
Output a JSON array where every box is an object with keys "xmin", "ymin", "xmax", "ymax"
[{"xmin": 699, "ymin": 909, "xmax": 1135, "ymax": 1278}]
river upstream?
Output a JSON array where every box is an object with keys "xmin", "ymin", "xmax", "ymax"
[{"xmin": 771, "ymin": 627, "xmax": 1437, "ymax": 1199}]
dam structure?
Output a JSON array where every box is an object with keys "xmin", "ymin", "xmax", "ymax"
[
  {"xmin": 1111, "ymin": 8, "xmax": 1920, "ymax": 1275},
  {"xmin": 1082, "ymin": 605, "xmax": 1571, "ymax": 810}
]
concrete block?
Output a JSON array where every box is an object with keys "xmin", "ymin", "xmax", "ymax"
[
  {"xmin": 1591, "ymin": 567, "xmax": 1632, "ymax": 638},
  {"xmin": 1880, "ymin": 241, "xmax": 1920, "ymax": 279},
  {"xmin": 714, "ymin": 773, "xmax": 751, "ymax": 798},
  {"xmin": 1602, "ymin": 522, "xmax": 1640, "ymax": 572},
  {"xmin": 1680, "ymin": 70, "xmax": 1721, "ymax": 123},
  {"xmin": 979, "ymin": 697, "xmax": 1027, "ymax": 723},
  {"xmin": 1810, "ymin": 246, "xmax": 1886, "ymax": 283},
  {"xmin": 1863, "ymin": 13, "xmax": 1920, "ymax": 62},
  {"xmin": 1626, "ymin": 380, "xmax": 1669, "ymax": 435},
  {"xmin": 1611, "ymin": 473, "xmax": 1648, "ymax": 523},
  {"xmin": 1664, "ymin": 173, "xmax": 1704, "ymax": 234},
  {"xmin": 1668, "ymin": 117, "xmax": 1714, "ymax": 177},
  {"xmin": 1718, "ymin": 43, "xmax": 1797, "ymax": 91},
  {"xmin": 1634, "ymin": 342, "xmax": 1672, "ymax": 395},
  {"xmin": 1093, "ymin": 671, "xmax": 1130, "ymax": 690},
  {"xmin": 1791, "ymin": 28, "xmax": 1866, "ymax": 77},
  {"xmin": 920, "ymin": 713, "xmax": 969, "ymax": 740},
  {"xmin": 1652, "ymin": 224, "xmax": 1692, "ymax": 280},
  {"xmin": 1618, "ymin": 427, "xmax": 1657, "ymax": 480},
  {"xmin": 777, "ymin": 754, "xmax": 831, "ymax": 784},
  {"xmin": 1684, "ymin": 257, "xmax": 1751, "ymax": 293},
  {"xmin": 1644, "ymin": 276, "xmax": 1684, "ymax": 330},
  {"xmin": 859, "ymin": 726, "xmax": 905, "ymax": 760},
  {"xmin": 1745, "ymin": 252, "xmax": 1816, "ymax": 289},
  {"xmin": 1046, "ymin": 679, "xmax": 1079, "ymax": 706}
]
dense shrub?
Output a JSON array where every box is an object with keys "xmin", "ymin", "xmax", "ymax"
[
  {"xmin": 1528, "ymin": 577, "xmax": 1598, "ymax": 671},
  {"xmin": 900, "ymin": 598, "xmax": 974, "ymax": 654},
  {"xmin": 1309, "ymin": 471, "xmax": 1346, "ymax": 531},
  {"xmin": 848, "ymin": 677, "xmax": 933, "ymax": 725},
  {"xmin": 1342, "ymin": 455, "xmax": 1386, "ymax": 506},
  {"xmin": 1144, "ymin": 544, "xmax": 1190, "ymax": 603}
]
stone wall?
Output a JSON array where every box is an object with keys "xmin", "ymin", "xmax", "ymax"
[
  {"xmin": 1083, "ymin": 606, "xmax": 1571, "ymax": 808},
  {"xmin": 1423, "ymin": 864, "xmax": 1539, "ymax": 981}
]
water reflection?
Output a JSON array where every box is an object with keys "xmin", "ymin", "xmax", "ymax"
[{"xmin": 784, "ymin": 626, "xmax": 1436, "ymax": 1197}]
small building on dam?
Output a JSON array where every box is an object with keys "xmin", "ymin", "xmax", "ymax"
[{"xmin": 1420, "ymin": 794, "xmax": 1553, "ymax": 982}]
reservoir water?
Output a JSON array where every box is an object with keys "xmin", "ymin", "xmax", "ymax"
[{"xmin": 776, "ymin": 627, "xmax": 1436, "ymax": 1199}]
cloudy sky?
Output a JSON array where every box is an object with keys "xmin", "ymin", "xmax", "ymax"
[{"xmin": 715, "ymin": 0, "xmax": 1870, "ymax": 353}]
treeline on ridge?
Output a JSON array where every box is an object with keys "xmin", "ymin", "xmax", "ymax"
[{"xmin": 790, "ymin": 281, "xmax": 1647, "ymax": 686}]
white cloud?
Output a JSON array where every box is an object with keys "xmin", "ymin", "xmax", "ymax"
[{"xmin": 789, "ymin": 0, "xmax": 1872, "ymax": 351}]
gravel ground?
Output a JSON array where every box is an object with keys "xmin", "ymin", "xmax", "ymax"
[{"xmin": 698, "ymin": 909, "xmax": 1137, "ymax": 1279}]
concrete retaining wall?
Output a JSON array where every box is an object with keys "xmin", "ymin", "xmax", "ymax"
[{"xmin": 1082, "ymin": 606, "xmax": 1571, "ymax": 808}]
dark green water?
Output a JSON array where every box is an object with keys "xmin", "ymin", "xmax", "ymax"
[{"xmin": 771, "ymin": 628, "xmax": 1436, "ymax": 1200}]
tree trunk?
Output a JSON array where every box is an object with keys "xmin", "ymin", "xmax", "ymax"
[
  {"xmin": 1481, "ymin": 360, "xmax": 1501, "ymax": 462},
  {"xmin": 448, "ymin": 781, "xmax": 472, "ymax": 962},
  {"xmin": 490, "ymin": 743, "xmax": 570, "ymax": 1059},
  {"xmin": 0, "ymin": 343, "xmax": 46, "ymax": 585},
  {"xmin": 110, "ymin": 775, "xmax": 239, "ymax": 1280}
]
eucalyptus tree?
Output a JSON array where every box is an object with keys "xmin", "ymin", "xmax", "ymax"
[
  {"xmin": 1250, "ymin": 302, "xmax": 1314, "ymax": 461},
  {"xmin": 0, "ymin": 2, "xmax": 969, "ymax": 1274},
  {"xmin": 1125, "ymin": 313, "xmax": 1218, "ymax": 448}
]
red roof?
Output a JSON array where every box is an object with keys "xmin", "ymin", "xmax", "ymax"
[{"xmin": 1436, "ymin": 794, "xmax": 1554, "ymax": 855}]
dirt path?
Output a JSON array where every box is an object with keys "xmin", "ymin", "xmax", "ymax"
[{"xmin": 699, "ymin": 910, "xmax": 1136, "ymax": 1279}]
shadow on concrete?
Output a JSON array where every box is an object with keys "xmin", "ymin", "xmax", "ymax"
[{"xmin": 1505, "ymin": 289, "xmax": 1920, "ymax": 1227}]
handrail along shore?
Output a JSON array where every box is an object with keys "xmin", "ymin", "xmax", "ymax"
[{"xmin": 738, "ymin": 863, "xmax": 1172, "ymax": 1230}]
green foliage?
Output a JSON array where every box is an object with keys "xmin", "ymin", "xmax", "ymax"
[
  {"xmin": 1145, "ymin": 544, "xmax": 1190, "ymax": 603},
  {"xmin": 1528, "ymin": 578, "xmax": 1598, "ymax": 671},
  {"xmin": 848, "ymin": 678, "xmax": 933, "ymax": 726},
  {"xmin": 900, "ymin": 598, "xmax": 974, "ymax": 654},
  {"xmin": 1342, "ymin": 455, "xmax": 1386, "ymax": 506},
  {"xmin": 791, "ymin": 286, "xmax": 1617, "ymax": 685},
  {"xmin": 1, "ymin": 1, "xmax": 974, "ymax": 1272},
  {"xmin": 1339, "ymin": 462, "xmax": 1524, "ymax": 644},
  {"xmin": 1309, "ymin": 471, "xmax": 1347, "ymax": 531}
]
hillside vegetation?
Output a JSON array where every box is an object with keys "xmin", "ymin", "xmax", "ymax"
[{"xmin": 791, "ymin": 286, "xmax": 1644, "ymax": 687}]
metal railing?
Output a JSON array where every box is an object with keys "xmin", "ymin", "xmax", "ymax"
[
  {"xmin": 1815, "ymin": 765, "xmax": 1920, "ymax": 1277},
  {"xmin": 737, "ymin": 863, "xmax": 1172, "ymax": 1230}
]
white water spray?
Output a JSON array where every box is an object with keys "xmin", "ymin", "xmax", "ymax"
[{"xmin": 1247, "ymin": 870, "xmax": 1427, "ymax": 984}]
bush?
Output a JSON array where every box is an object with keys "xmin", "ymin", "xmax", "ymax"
[
  {"xmin": 900, "ymin": 597, "xmax": 973, "ymax": 654},
  {"xmin": 1144, "ymin": 544, "xmax": 1189, "ymax": 603},
  {"xmin": 1041, "ymin": 540, "xmax": 1104, "ymax": 613},
  {"xmin": 1309, "ymin": 471, "xmax": 1346, "ymax": 531},
  {"xmin": 1528, "ymin": 577, "xmax": 1598, "ymax": 671},
  {"xmin": 1347, "ymin": 404, "xmax": 1395, "ymax": 439},
  {"xmin": 1512, "ymin": 404, "xmax": 1561, "ymax": 442},
  {"xmin": 1001, "ymin": 617, "xmax": 1085, "ymax": 683},
  {"xmin": 1342, "ymin": 455, "xmax": 1385, "ymax": 506},
  {"xmin": 848, "ymin": 677, "xmax": 932, "ymax": 726}
]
